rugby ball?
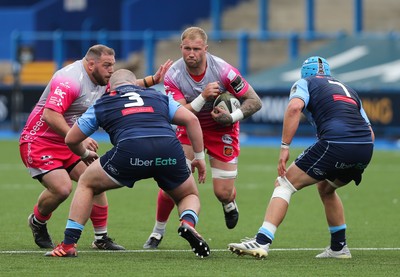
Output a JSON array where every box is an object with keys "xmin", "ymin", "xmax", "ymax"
[{"xmin": 213, "ymin": 92, "xmax": 241, "ymax": 113}]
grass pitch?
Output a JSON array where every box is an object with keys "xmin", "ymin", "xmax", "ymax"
[{"xmin": 0, "ymin": 140, "xmax": 398, "ymax": 276}]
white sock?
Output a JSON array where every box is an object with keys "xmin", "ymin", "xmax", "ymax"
[{"xmin": 153, "ymin": 221, "xmax": 167, "ymax": 235}]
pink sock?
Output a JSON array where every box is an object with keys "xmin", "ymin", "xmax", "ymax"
[
  {"xmin": 33, "ymin": 204, "xmax": 51, "ymax": 222},
  {"xmin": 156, "ymin": 189, "xmax": 175, "ymax": 222},
  {"xmin": 90, "ymin": 204, "xmax": 108, "ymax": 229}
]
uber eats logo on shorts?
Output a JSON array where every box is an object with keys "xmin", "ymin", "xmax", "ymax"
[{"xmin": 130, "ymin": 157, "xmax": 177, "ymax": 166}]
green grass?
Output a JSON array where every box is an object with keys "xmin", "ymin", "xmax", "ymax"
[{"xmin": 0, "ymin": 140, "xmax": 399, "ymax": 276}]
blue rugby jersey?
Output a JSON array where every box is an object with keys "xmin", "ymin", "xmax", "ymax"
[
  {"xmin": 289, "ymin": 76, "xmax": 372, "ymax": 143},
  {"xmin": 76, "ymin": 85, "xmax": 181, "ymax": 145}
]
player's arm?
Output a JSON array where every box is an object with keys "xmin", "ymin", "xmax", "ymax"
[
  {"xmin": 186, "ymin": 81, "xmax": 220, "ymax": 113},
  {"xmin": 237, "ymin": 85, "xmax": 262, "ymax": 119},
  {"xmin": 137, "ymin": 59, "xmax": 173, "ymax": 87},
  {"xmin": 42, "ymin": 77, "xmax": 79, "ymax": 137},
  {"xmin": 212, "ymin": 85, "xmax": 262, "ymax": 125},
  {"xmin": 65, "ymin": 106, "xmax": 99, "ymax": 165},
  {"xmin": 170, "ymin": 97, "xmax": 206, "ymax": 183},
  {"xmin": 65, "ymin": 123, "xmax": 98, "ymax": 165},
  {"xmin": 278, "ymin": 97, "xmax": 304, "ymax": 177},
  {"xmin": 42, "ymin": 108, "xmax": 71, "ymax": 138}
]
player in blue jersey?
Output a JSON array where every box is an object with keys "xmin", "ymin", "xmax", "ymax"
[
  {"xmin": 228, "ymin": 56, "xmax": 375, "ymax": 259},
  {"xmin": 44, "ymin": 69, "xmax": 210, "ymax": 258}
]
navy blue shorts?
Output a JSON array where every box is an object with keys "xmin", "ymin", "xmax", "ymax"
[
  {"xmin": 100, "ymin": 137, "xmax": 190, "ymax": 190},
  {"xmin": 295, "ymin": 140, "xmax": 374, "ymax": 185}
]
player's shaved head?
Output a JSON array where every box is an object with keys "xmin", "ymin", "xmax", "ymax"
[{"xmin": 109, "ymin": 69, "xmax": 137, "ymax": 90}]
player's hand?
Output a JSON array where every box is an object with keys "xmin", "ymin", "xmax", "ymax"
[
  {"xmin": 81, "ymin": 150, "xmax": 99, "ymax": 166},
  {"xmin": 211, "ymin": 106, "xmax": 232, "ymax": 126},
  {"xmin": 277, "ymin": 148, "xmax": 289, "ymax": 176},
  {"xmin": 153, "ymin": 59, "xmax": 173, "ymax": 84},
  {"xmin": 82, "ymin": 137, "xmax": 99, "ymax": 152},
  {"xmin": 191, "ymin": 158, "xmax": 206, "ymax": 184},
  {"xmin": 202, "ymin": 82, "xmax": 220, "ymax": 101}
]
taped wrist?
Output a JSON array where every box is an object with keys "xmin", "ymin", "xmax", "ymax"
[
  {"xmin": 190, "ymin": 94, "xmax": 206, "ymax": 112},
  {"xmin": 143, "ymin": 75, "xmax": 155, "ymax": 87},
  {"xmin": 231, "ymin": 109, "xmax": 244, "ymax": 123},
  {"xmin": 193, "ymin": 151, "xmax": 205, "ymax": 160},
  {"xmin": 80, "ymin": 149, "xmax": 90, "ymax": 159}
]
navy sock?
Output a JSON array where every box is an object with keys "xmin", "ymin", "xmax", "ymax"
[
  {"xmin": 181, "ymin": 213, "xmax": 196, "ymax": 227},
  {"xmin": 331, "ymin": 229, "xmax": 346, "ymax": 251},
  {"xmin": 64, "ymin": 228, "xmax": 82, "ymax": 245},
  {"xmin": 256, "ymin": 233, "xmax": 272, "ymax": 245}
]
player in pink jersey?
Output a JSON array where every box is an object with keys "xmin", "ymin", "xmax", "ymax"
[
  {"xmin": 143, "ymin": 26, "xmax": 262, "ymax": 249},
  {"xmin": 19, "ymin": 44, "xmax": 172, "ymax": 250}
]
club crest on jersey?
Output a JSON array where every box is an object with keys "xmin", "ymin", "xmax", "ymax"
[{"xmin": 223, "ymin": 145, "xmax": 234, "ymax": 157}]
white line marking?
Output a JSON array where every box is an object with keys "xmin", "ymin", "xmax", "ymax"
[{"xmin": 1, "ymin": 248, "xmax": 399, "ymax": 254}]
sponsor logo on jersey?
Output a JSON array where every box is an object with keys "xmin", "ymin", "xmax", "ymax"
[
  {"xmin": 107, "ymin": 164, "xmax": 119, "ymax": 175},
  {"xmin": 41, "ymin": 155, "xmax": 52, "ymax": 160},
  {"xmin": 222, "ymin": 134, "xmax": 233, "ymax": 144},
  {"xmin": 49, "ymin": 96, "xmax": 63, "ymax": 107},
  {"xmin": 130, "ymin": 157, "xmax": 177, "ymax": 166},
  {"xmin": 312, "ymin": 167, "xmax": 324, "ymax": 176},
  {"xmin": 122, "ymin": 106, "xmax": 154, "ymax": 116},
  {"xmin": 230, "ymin": 75, "xmax": 245, "ymax": 93}
]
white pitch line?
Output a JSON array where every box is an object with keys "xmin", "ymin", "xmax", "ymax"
[{"xmin": 1, "ymin": 247, "xmax": 399, "ymax": 254}]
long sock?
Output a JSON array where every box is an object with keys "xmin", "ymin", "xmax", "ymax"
[
  {"xmin": 90, "ymin": 204, "xmax": 108, "ymax": 240},
  {"xmin": 33, "ymin": 204, "xmax": 51, "ymax": 222},
  {"xmin": 150, "ymin": 190, "xmax": 175, "ymax": 235},
  {"xmin": 180, "ymin": 210, "xmax": 198, "ymax": 228},
  {"xmin": 152, "ymin": 221, "xmax": 168, "ymax": 236},
  {"xmin": 329, "ymin": 224, "xmax": 347, "ymax": 251},
  {"xmin": 257, "ymin": 221, "xmax": 276, "ymax": 245},
  {"xmin": 156, "ymin": 189, "xmax": 175, "ymax": 222},
  {"xmin": 63, "ymin": 219, "xmax": 84, "ymax": 245}
]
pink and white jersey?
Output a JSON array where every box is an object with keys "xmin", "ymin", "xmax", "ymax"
[
  {"xmin": 19, "ymin": 60, "xmax": 107, "ymax": 145},
  {"xmin": 164, "ymin": 52, "xmax": 249, "ymax": 130}
]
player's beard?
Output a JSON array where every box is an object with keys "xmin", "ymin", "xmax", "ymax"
[
  {"xmin": 92, "ymin": 68, "xmax": 109, "ymax": 86},
  {"xmin": 185, "ymin": 56, "xmax": 202, "ymax": 70}
]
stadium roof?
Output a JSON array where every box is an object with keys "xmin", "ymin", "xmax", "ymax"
[{"xmin": 247, "ymin": 37, "xmax": 400, "ymax": 92}]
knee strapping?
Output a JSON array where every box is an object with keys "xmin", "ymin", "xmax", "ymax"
[
  {"xmin": 271, "ymin": 176, "xmax": 297, "ymax": 204},
  {"xmin": 211, "ymin": 168, "xmax": 237, "ymax": 179}
]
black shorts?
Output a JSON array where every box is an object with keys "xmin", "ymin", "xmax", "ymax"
[
  {"xmin": 295, "ymin": 140, "xmax": 374, "ymax": 185},
  {"xmin": 100, "ymin": 137, "xmax": 190, "ymax": 190}
]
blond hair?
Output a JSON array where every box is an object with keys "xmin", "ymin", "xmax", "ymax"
[{"xmin": 181, "ymin": 27, "xmax": 208, "ymax": 44}]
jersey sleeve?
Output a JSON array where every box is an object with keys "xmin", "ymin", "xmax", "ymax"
[
  {"xmin": 164, "ymin": 71, "xmax": 185, "ymax": 101},
  {"xmin": 289, "ymin": 79, "xmax": 310, "ymax": 107},
  {"xmin": 44, "ymin": 75, "xmax": 81, "ymax": 114},
  {"xmin": 167, "ymin": 94, "xmax": 182, "ymax": 120},
  {"xmin": 76, "ymin": 105, "xmax": 99, "ymax": 137},
  {"xmin": 219, "ymin": 64, "xmax": 249, "ymax": 98}
]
